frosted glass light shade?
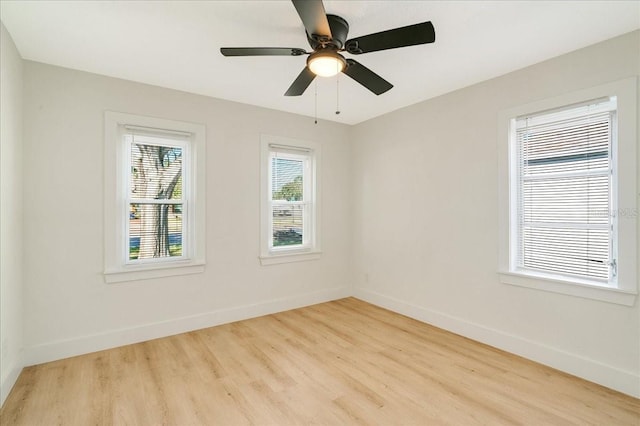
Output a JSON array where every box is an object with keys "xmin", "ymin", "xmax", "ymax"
[{"xmin": 307, "ymin": 51, "xmax": 346, "ymax": 77}]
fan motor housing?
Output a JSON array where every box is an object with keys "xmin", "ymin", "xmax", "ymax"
[{"xmin": 307, "ymin": 14, "xmax": 349, "ymax": 50}]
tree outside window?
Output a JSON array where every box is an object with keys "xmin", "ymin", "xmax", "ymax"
[{"xmin": 128, "ymin": 137, "xmax": 185, "ymax": 261}]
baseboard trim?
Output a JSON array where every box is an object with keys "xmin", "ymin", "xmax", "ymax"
[
  {"xmin": 18, "ymin": 285, "xmax": 640, "ymax": 399},
  {"xmin": 353, "ymin": 287, "xmax": 640, "ymax": 398},
  {"xmin": 1, "ymin": 355, "xmax": 24, "ymax": 408},
  {"xmin": 25, "ymin": 286, "xmax": 350, "ymax": 367}
]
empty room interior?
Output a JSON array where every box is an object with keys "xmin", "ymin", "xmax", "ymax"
[{"xmin": 1, "ymin": 1, "xmax": 639, "ymax": 424}]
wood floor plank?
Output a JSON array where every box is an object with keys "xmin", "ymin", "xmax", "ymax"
[{"xmin": 1, "ymin": 297, "xmax": 638, "ymax": 425}]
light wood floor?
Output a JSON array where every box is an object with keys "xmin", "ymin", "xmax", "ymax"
[{"xmin": 1, "ymin": 298, "xmax": 639, "ymax": 425}]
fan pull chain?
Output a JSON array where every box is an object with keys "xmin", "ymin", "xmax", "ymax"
[
  {"xmin": 335, "ymin": 72, "xmax": 341, "ymax": 115},
  {"xmin": 314, "ymin": 80, "xmax": 318, "ymax": 124}
]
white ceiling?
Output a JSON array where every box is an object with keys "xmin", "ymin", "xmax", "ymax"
[{"xmin": 1, "ymin": 1, "xmax": 638, "ymax": 125}]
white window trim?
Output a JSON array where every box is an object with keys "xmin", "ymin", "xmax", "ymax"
[
  {"xmin": 498, "ymin": 78, "xmax": 637, "ymax": 306},
  {"xmin": 104, "ymin": 111, "xmax": 206, "ymax": 283},
  {"xmin": 259, "ymin": 134, "xmax": 321, "ymax": 265}
]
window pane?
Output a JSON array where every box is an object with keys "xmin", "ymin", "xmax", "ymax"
[
  {"xmin": 271, "ymin": 157, "xmax": 303, "ymax": 201},
  {"xmin": 522, "ymin": 227, "xmax": 609, "ymax": 280},
  {"xmin": 522, "ymin": 175, "xmax": 610, "ymax": 225},
  {"xmin": 518, "ymin": 113, "xmax": 610, "ymax": 176},
  {"xmin": 272, "ymin": 205, "xmax": 303, "ymax": 246},
  {"xmin": 129, "ymin": 203, "xmax": 183, "ymax": 260},
  {"xmin": 130, "ymin": 143, "xmax": 183, "ymax": 200}
]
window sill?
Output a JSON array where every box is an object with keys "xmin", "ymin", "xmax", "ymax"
[
  {"xmin": 104, "ymin": 262, "xmax": 205, "ymax": 283},
  {"xmin": 259, "ymin": 250, "xmax": 322, "ymax": 266},
  {"xmin": 499, "ymin": 271, "xmax": 637, "ymax": 306}
]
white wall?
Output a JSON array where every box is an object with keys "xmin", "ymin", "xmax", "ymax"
[
  {"xmin": 21, "ymin": 61, "xmax": 353, "ymax": 365},
  {"xmin": 351, "ymin": 31, "xmax": 640, "ymax": 397},
  {"xmin": 0, "ymin": 22, "xmax": 24, "ymax": 406}
]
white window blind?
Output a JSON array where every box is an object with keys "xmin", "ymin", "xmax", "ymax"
[
  {"xmin": 269, "ymin": 145, "xmax": 312, "ymax": 250},
  {"xmin": 515, "ymin": 97, "xmax": 616, "ymax": 282},
  {"xmin": 126, "ymin": 130, "xmax": 188, "ymax": 263}
]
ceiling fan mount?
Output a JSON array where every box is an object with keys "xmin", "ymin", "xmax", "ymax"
[
  {"xmin": 306, "ymin": 14, "xmax": 349, "ymax": 51},
  {"xmin": 220, "ymin": 0, "xmax": 436, "ymax": 96}
]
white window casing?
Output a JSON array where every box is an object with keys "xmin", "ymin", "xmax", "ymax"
[
  {"xmin": 104, "ymin": 112, "xmax": 206, "ymax": 283},
  {"xmin": 260, "ymin": 135, "xmax": 321, "ymax": 265},
  {"xmin": 498, "ymin": 78, "xmax": 637, "ymax": 305}
]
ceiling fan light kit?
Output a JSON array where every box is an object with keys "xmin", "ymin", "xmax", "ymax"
[
  {"xmin": 221, "ymin": 0, "xmax": 435, "ymax": 97},
  {"xmin": 307, "ymin": 50, "xmax": 346, "ymax": 77}
]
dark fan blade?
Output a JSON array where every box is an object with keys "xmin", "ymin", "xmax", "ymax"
[
  {"xmin": 220, "ymin": 47, "xmax": 307, "ymax": 56},
  {"xmin": 345, "ymin": 21, "xmax": 435, "ymax": 54},
  {"xmin": 342, "ymin": 59, "xmax": 393, "ymax": 95},
  {"xmin": 285, "ymin": 67, "xmax": 316, "ymax": 96},
  {"xmin": 291, "ymin": 0, "xmax": 332, "ymax": 38}
]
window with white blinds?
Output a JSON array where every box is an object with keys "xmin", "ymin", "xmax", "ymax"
[
  {"xmin": 268, "ymin": 145, "xmax": 314, "ymax": 251},
  {"xmin": 514, "ymin": 98, "xmax": 616, "ymax": 282},
  {"xmin": 260, "ymin": 135, "xmax": 321, "ymax": 265},
  {"xmin": 126, "ymin": 130, "xmax": 187, "ymax": 263},
  {"xmin": 104, "ymin": 111, "xmax": 205, "ymax": 283}
]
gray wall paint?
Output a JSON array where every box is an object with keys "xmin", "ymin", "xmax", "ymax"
[
  {"xmin": 21, "ymin": 60, "xmax": 353, "ymax": 360},
  {"xmin": 351, "ymin": 31, "xmax": 639, "ymax": 395},
  {"xmin": 0, "ymin": 22, "xmax": 24, "ymax": 405}
]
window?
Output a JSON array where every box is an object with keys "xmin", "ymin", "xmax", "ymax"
[
  {"xmin": 104, "ymin": 112, "xmax": 205, "ymax": 283},
  {"xmin": 127, "ymin": 131, "xmax": 186, "ymax": 262},
  {"xmin": 498, "ymin": 78, "xmax": 637, "ymax": 305},
  {"xmin": 260, "ymin": 135, "xmax": 321, "ymax": 265},
  {"xmin": 514, "ymin": 98, "xmax": 615, "ymax": 282}
]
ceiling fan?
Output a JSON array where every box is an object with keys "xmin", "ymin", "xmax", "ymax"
[{"xmin": 220, "ymin": 0, "xmax": 435, "ymax": 96}]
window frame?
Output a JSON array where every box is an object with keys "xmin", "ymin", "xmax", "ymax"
[
  {"xmin": 498, "ymin": 78, "xmax": 637, "ymax": 305},
  {"xmin": 260, "ymin": 134, "xmax": 321, "ymax": 265},
  {"xmin": 104, "ymin": 111, "xmax": 206, "ymax": 283}
]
